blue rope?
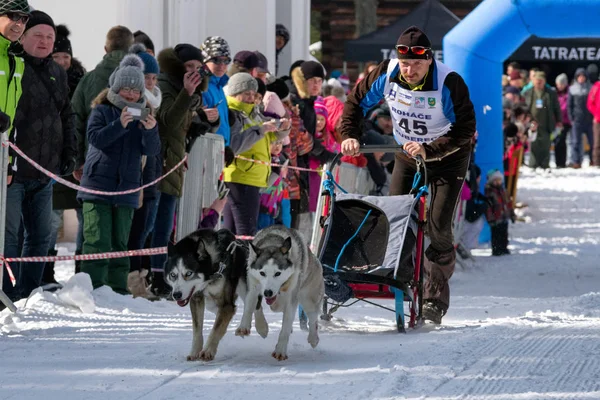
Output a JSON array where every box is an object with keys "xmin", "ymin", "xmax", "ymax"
[
  {"xmin": 415, "ymin": 185, "xmax": 429, "ymax": 202},
  {"xmin": 325, "ymin": 171, "xmax": 348, "ymax": 194},
  {"xmin": 411, "ymin": 171, "xmax": 422, "ymax": 191},
  {"xmin": 334, "ymin": 209, "xmax": 372, "ymax": 272}
]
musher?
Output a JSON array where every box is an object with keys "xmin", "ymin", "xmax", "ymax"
[{"xmin": 340, "ymin": 26, "xmax": 476, "ymax": 325}]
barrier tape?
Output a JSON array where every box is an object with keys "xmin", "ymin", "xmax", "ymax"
[
  {"xmin": 235, "ymin": 155, "xmax": 323, "ymax": 173},
  {"xmin": 2, "ymin": 141, "xmax": 187, "ymax": 196},
  {"xmin": 0, "ymin": 235, "xmax": 255, "ymax": 287}
]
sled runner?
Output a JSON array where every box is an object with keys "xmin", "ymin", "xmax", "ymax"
[{"xmin": 304, "ymin": 145, "xmax": 428, "ymax": 333}]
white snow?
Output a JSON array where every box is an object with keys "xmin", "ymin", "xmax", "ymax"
[{"xmin": 1, "ymin": 166, "xmax": 600, "ymax": 400}]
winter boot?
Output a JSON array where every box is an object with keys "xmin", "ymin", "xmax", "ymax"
[
  {"xmin": 42, "ymin": 250, "xmax": 59, "ymax": 285},
  {"xmin": 150, "ymin": 271, "xmax": 172, "ymax": 299},
  {"xmin": 422, "ymin": 300, "xmax": 446, "ymax": 325}
]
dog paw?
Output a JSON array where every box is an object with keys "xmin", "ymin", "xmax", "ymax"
[
  {"xmin": 235, "ymin": 326, "xmax": 251, "ymax": 337},
  {"xmin": 186, "ymin": 353, "xmax": 201, "ymax": 361},
  {"xmin": 271, "ymin": 350, "xmax": 288, "ymax": 361},
  {"xmin": 199, "ymin": 348, "xmax": 217, "ymax": 361},
  {"xmin": 308, "ymin": 331, "xmax": 320, "ymax": 348}
]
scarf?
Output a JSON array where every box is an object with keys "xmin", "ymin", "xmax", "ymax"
[
  {"xmin": 145, "ymin": 85, "xmax": 162, "ymax": 110},
  {"xmin": 107, "ymin": 90, "xmax": 147, "ymax": 110}
]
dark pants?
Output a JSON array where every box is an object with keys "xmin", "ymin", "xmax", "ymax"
[
  {"xmin": 223, "ymin": 182, "xmax": 261, "ymax": 236},
  {"xmin": 529, "ymin": 131, "xmax": 551, "ymax": 169},
  {"xmin": 3, "ymin": 180, "xmax": 53, "ymax": 300},
  {"xmin": 569, "ymin": 122, "xmax": 593, "ymax": 165},
  {"xmin": 290, "ymin": 199, "xmax": 301, "ymax": 229},
  {"xmin": 593, "ymin": 122, "xmax": 600, "ymax": 166},
  {"xmin": 389, "ymin": 150, "xmax": 470, "ymax": 311},
  {"xmin": 491, "ymin": 222, "xmax": 509, "ymax": 255},
  {"xmin": 554, "ymin": 124, "xmax": 569, "ymax": 168},
  {"xmin": 128, "ymin": 195, "xmax": 159, "ymax": 272},
  {"xmin": 80, "ymin": 202, "xmax": 134, "ymax": 294},
  {"xmin": 149, "ymin": 192, "xmax": 178, "ymax": 272}
]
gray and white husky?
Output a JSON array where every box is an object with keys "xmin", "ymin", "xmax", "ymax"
[
  {"xmin": 164, "ymin": 229, "xmax": 269, "ymax": 361},
  {"xmin": 237, "ymin": 225, "xmax": 324, "ymax": 360}
]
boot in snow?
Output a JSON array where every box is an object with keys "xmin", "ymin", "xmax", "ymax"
[{"xmin": 422, "ymin": 300, "xmax": 446, "ymax": 325}]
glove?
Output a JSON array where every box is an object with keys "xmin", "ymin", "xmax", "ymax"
[
  {"xmin": 59, "ymin": 156, "xmax": 77, "ymax": 176},
  {"xmin": 224, "ymin": 146, "xmax": 235, "ymax": 167},
  {"xmin": 185, "ymin": 120, "xmax": 211, "ymax": 153},
  {"xmin": 0, "ymin": 110, "xmax": 10, "ymax": 133}
]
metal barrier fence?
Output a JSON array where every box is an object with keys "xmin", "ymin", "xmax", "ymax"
[{"xmin": 175, "ymin": 133, "xmax": 225, "ymax": 241}]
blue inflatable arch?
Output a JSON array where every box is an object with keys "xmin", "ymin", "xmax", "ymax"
[{"xmin": 443, "ymin": 0, "xmax": 600, "ymax": 175}]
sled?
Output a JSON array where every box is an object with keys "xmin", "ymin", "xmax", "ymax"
[{"xmin": 301, "ymin": 145, "xmax": 428, "ymax": 333}]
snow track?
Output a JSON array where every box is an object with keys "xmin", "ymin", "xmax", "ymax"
[{"xmin": 1, "ymin": 167, "xmax": 600, "ymax": 400}]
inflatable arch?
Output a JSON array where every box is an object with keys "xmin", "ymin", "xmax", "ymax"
[{"xmin": 443, "ymin": 0, "xmax": 600, "ymax": 175}]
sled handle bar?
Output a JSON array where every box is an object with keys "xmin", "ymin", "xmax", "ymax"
[{"xmin": 327, "ymin": 144, "xmax": 427, "ymax": 189}]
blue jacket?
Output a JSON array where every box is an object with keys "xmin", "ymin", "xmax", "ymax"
[
  {"xmin": 77, "ymin": 96, "xmax": 161, "ymax": 208},
  {"xmin": 203, "ymin": 74, "xmax": 230, "ymax": 144}
]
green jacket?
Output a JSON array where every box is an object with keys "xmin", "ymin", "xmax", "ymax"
[
  {"xmin": 1, "ymin": 35, "xmax": 25, "ymax": 137},
  {"xmin": 156, "ymin": 48, "xmax": 211, "ymax": 198},
  {"xmin": 523, "ymin": 86, "xmax": 562, "ymax": 135},
  {"xmin": 223, "ymin": 97, "xmax": 277, "ymax": 188},
  {"xmin": 71, "ymin": 50, "xmax": 126, "ymax": 167}
]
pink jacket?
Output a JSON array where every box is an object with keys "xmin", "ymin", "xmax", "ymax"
[{"xmin": 587, "ymin": 81, "xmax": 600, "ymax": 122}]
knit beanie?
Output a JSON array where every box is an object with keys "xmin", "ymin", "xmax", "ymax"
[
  {"xmin": 133, "ymin": 30, "xmax": 154, "ymax": 53},
  {"xmin": 555, "ymin": 73, "xmax": 569, "ymax": 86},
  {"xmin": 266, "ymin": 79, "xmax": 290, "ymax": 101},
  {"xmin": 233, "ymin": 50, "xmax": 260, "ymax": 70},
  {"xmin": 129, "ymin": 43, "xmax": 159, "ymax": 75},
  {"xmin": 53, "ymin": 24, "xmax": 72, "ymax": 55},
  {"xmin": 109, "ymin": 54, "xmax": 145, "ymax": 94},
  {"xmin": 25, "ymin": 10, "xmax": 54, "ymax": 33},
  {"xmin": 0, "ymin": 0, "xmax": 29, "ymax": 14},
  {"xmin": 263, "ymin": 91, "xmax": 286, "ymax": 118},
  {"xmin": 174, "ymin": 43, "xmax": 203, "ymax": 63},
  {"xmin": 396, "ymin": 26, "xmax": 432, "ymax": 60},
  {"xmin": 314, "ymin": 96, "xmax": 328, "ymax": 119},
  {"xmin": 301, "ymin": 61, "xmax": 325, "ymax": 80},
  {"xmin": 200, "ymin": 36, "xmax": 231, "ymax": 63},
  {"xmin": 487, "ymin": 169, "xmax": 503, "ymax": 183},
  {"xmin": 255, "ymin": 77, "xmax": 266, "ymax": 97},
  {"xmin": 574, "ymin": 68, "xmax": 587, "ymax": 79},
  {"xmin": 224, "ymin": 72, "xmax": 258, "ymax": 96},
  {"xmin": 586, "ymin": 64, "xmax": 598, "ymax": 83}
]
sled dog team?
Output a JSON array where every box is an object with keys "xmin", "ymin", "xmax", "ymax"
[{"xmin": 164, "ymin": 225, "xmax": 324, "ymax": 361}]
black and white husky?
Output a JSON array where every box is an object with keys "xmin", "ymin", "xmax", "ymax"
[
  {"xmin": 164, "ymin": 229, "xmax": 268, "ymax": 361},
  {"xmin": 238, "ymin": 225, "xmax": 324, "ymax": 360}
]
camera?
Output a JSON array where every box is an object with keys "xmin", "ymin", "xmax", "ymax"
[{"xmin": 198, "ymin": 64, "xmax": 213, "ymax": 80}]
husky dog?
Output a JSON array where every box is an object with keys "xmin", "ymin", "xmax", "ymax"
[
  {"xmin": 164, "ymin": 229, "xmax": 268, "ymax": 361},
  {"xmin": 238, "ymin": 225, "xmax": 324, "ymax": 360}
]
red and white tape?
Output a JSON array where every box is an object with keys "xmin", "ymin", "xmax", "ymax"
[
  {"xmin": 3, "ymin": 141, "xmax": 187, "ymax": 196},
  {"xmin": 235, "ymin": 155, "xmax": 323, "ymax": 173}
]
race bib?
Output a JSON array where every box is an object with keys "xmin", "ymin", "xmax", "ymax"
[{"xmin": 535, "ymin": 98, "xmax": 544, "ymax": 109}]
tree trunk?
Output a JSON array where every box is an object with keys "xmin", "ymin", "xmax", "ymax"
[{"xmin": 354, "ymin": 0, "xmax": 379, "ymax": 38}]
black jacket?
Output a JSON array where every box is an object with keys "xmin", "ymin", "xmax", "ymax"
[{"xmin": 10, "ymin": 53, "xmax": 76, "ymax": 183}]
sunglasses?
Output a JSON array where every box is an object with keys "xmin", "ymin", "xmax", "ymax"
[
  {"xmin": 395, "ymin": 45, "xmax": 430, "ymax": 56},
  {"xmin": 209, "ymin": 58, "xmax": 231, "ymax": 65},
  {"xmin": 4, "ymin": 11, "xmax": 29, "ymax": 24}
]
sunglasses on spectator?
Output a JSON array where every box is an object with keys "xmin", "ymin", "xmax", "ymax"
[
  {"xmin": 4, "ymin": 12, "xmax": 29, "ymax": 24},
  {"xmin": 121, "ymin": 87, "xmax": 141, "ymax": 95},
  {"xmin": 395, "ymin": 45, "xmax": 430, "ymax": 56},
  {"xmin": 209, "ymin": 58, "xmax": 231, "ymax": 65}
]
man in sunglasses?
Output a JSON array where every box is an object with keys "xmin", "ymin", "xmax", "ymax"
[
  {"xmin": 340, "ymin": 26, "xmax": 476, "ymax": 325},
  {"xmin": 0, "ymin": 0, "xmax": 29, "ymax": 137}
]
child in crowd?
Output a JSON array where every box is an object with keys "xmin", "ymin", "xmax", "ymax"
[
  {"xmin": 484, "ymin": 169, "xmax": 515, "ymax": 256},
  {"xmin": 308, "ymin": 96, "xmax": 340, "ymax": 214},
  {"xmin": 78, "ymin": 55, "xmax": 161, "ymax": 293},
  {"xmin": 257, "ymin": 138, "xmax": 289, "ymax": 230},
  {"xmin": 461, "ymin": 164, "xmax": 488, "ymax": 251}
]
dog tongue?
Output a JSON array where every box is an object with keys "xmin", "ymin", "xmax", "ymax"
[
  {"xmin": 265, "ymin": 296, "xmax": 277, "ymax": 305},
  {"xmin": 177, "ymin": 299, "xmax": 188, "ymax": 307}
]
